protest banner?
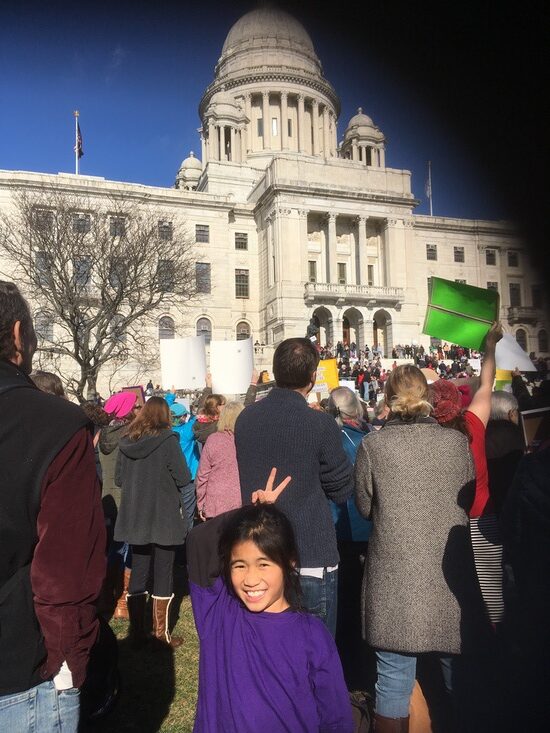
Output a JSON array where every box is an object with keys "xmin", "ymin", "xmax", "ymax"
[
  {"xmin": 495, "ymin": 333, "xmax": 536, "ymax": 372},
  {"xmin": 159, "ymin": 336, "xmax": 207, "ymax": 390},
  {"xmin": 339, "ymin": 379, "xmax": 357, "ymax": 391},
  {"xmin": 121, "ymin": 385, "xmax": 145, "ymax": 406},
  {"xmin": 210, "ymin": 338, "xmax": 254, "ymax": 394},
  {"xmin": 495, "ymin": 369, "xmax": 513, "ymax": 391},
  {"xmin": 519, "ymin": 407, "xmax": 550, "ymax": 450},
  {"xmin": 312, "ymin": 358, "xmax": 339, "ymax": 394},
  {"xmin": 423, "ymin": 278, "xmax": 499, "ymax": 350}
]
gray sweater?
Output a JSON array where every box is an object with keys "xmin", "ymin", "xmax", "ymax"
[{"xmin": 354, "ymin": 418, "xmax": 485, "ymax": 654}]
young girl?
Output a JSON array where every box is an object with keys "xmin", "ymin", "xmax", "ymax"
[{"xmin": 186, "ymin": 469, "xmax": 354, "ymax": 733}]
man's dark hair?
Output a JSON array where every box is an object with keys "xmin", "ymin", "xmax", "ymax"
[
  {"xmin": 0, "ymin": 281, "xmax": 33, "ymax": 362},
  {"xmin": 272, "ymin": 337, "xmax": 320, "ymax": 390}
]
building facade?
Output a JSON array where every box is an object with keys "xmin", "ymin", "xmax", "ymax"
[{"xmin": 0, "ymin": 7, "xmax": 547, "ymax": 393}]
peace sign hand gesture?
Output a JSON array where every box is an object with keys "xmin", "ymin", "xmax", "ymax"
[{"xmin": 251, "ymin": 467, "xmax": 292, "ymax": 505}]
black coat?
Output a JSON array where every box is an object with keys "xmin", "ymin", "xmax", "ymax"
[
  {"xmin": 114, "ymin": 430, "xmax": 190, "ymax": 546},
  {"xmin": 485, "ymin": 419, "xmax": 524, "ymax": 515}
]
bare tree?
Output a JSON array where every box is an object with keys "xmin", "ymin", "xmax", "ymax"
[{"xmin": 0, "ymin": 186, "xmax": 199, "ymax": 402}]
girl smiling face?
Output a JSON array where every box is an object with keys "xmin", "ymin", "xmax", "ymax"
[{"xmin": 230, "ymin": 540, "xmax": 289, "ymax": 614}]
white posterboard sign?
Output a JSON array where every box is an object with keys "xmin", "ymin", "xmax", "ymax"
[
  {"xmin": 210, "ymin": 338, "xmax": 254, "ymax": 394},
  {"xmin": 159, "ymin": 336, "xmax": 207, "ymax": 390},
  {"xmin": 339, "ymin": 380, "xmax": 357, "ymax": 391},
  {"xmin": 496, "ymin": 333, "xmax": 535, "ymax": 372}
]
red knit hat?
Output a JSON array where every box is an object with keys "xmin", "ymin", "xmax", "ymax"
[{"xmin": 430, "ymin": 380, "xmax": 462, "ymax": 423}]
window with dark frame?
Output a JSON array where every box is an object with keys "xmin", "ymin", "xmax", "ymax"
[
  {"xmin": 507, "ymin": 250, "xmax": 519, "ymax": 267},
  {"xmin": 158, "ymin": 221, "xmax": 173, "ymax": 242},
  {"xmin": 34, "ymin": 209, "xmax": 54, "ymax": 232},
  {"xmin": 426, "ymin": 244, "xmax": 437, "ymax": 261},
  {"xmin": 454, "ymin": 246, "xmax": 465, "ymax": 263},
  {"xmin": 110, "ymin": 216, "xmax": 126, "ymax": 237},
  {"xmin": 73, "ymin": 256, "xmax": 92, "ymax": 288},
  {"xmin": 72, "ymin": 213, "xmax": 91, "ymax": 234},
  {"xmin": 158, "ymin": 316, "xmax": 175, "ymax": 340},
  {"xmin": 235, "ymin": 232, "xmax": 248, "ymax": 250},
  {"xmin": 487, "ymin": 281, "xmax": 499, "ymax": 291},
  {"xmin": 109, "ymin": 258, "xmax": 125, "ymax": 289},
  {"xmin": 337, "ymin": 263, "xmax": 347, "ymax": 285},
  {"xmin": 368, "ymin": 264, "xmax": 374, "ymax": 286},
  {"xmin": 486, "ymin": 249, "xmax": 496, "ymax": 266},
  {"xmin": 195, "ymin": 262, "xmax": 211, "ymax": 294},
  {"xmin": 196, "ymin": 317, "xmax": 212, "ymax": 344},
  {"xmin": 509, "ymin": 282, "xmax": 521, "ymax": 307},
  {"xmin": 515, "ymin": 329, "xmax": 527, "ymax": 352},
  {"xmin": 308, "ymin": 260, "xmax": 317, "ymax": 283},
  {"xmin": 236, "ymin": 321, "xmax": 251, "ymax": 340},
  {"xmin": 235, "ymin": 269, "xmax": 249, "ymax": 298},
  {"xmin": 111, "ymin": 314, "xmax": 127, "ymax": 344},
  {"xmin": 35, "ymin": 310, "xmax": 53, "ymax": 341},
  {"xmin": 157, "ymin": 259, "xmax": 175, "ymax": 292},
  {"xmin": 195, "ymin": 224, "xmax": 210, "ymax": 243},
  {"xmin": 35, "ymin": 251, "xmax": 52, "ymax": 286},
  {"xmin": 455, "ymin": 279, "xmax": 466, "ymax": 284}
]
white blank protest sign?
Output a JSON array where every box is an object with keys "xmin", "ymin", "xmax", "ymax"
[
  {"xmin": 159, "ymin": 336, "xmax": 206, "ymax": 390},
  {"xmin": 496, "ymin": 333, "xmax": 535, "ymax": 372},
  {"xmin": 210, "ymin": 338, "xmax": 253, "ymax": 394}
]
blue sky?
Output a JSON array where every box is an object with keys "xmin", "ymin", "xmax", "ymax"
[{"xmin": 0, "ymin": 0, "xmax": 506, "ymax": 220}]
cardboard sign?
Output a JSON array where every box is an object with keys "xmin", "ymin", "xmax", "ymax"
[
  {"xmin": 210, "ymin": 338, "xmax": 254, "ymax": 394},
  {"xmin": 159, "ymin": 336, "xmax": 207, "ymax": 390},
  {"xmin": 312, "ymin": 358, "xmax": 339, "ymax": 394},
  {"xmin": 495, "ymin": 333, "xmax": 536, "ymax": 372},
  {"xmin": 520, "ymin": 407, "xmax": 550, "ymax": 449},
  {"xmin": 121, "ymin": 385, "xmax": 145, "ymax": 407},
  {"xmin": 423, "ymin": 278, "xmax": 499, "ymax": 350}
]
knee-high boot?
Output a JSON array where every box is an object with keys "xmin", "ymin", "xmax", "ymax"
[
  {"xmin": 127, "ymin": 591, "xmax": 149, "ymax": 648},
  {"xmin": 152, "ymin": 594, "xmax": 182, "ymax": 648}
]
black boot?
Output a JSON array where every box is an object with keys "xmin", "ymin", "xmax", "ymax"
[{"xmin": 127, "ymin": 592, "xmax": 149, "ymax": 648}]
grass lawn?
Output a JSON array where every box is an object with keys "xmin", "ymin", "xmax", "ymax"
[{"xmin": 88, "ymin": 594, "xmax": 200, "ymax": 733}]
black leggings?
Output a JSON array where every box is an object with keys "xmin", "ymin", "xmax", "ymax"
[{"xmin": 128, "ymin": 544, "xmax": 176, "ymax": 597}]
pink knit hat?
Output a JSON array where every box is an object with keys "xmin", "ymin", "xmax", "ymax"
[
  {"xmin": 104, "ymin": 392, "xmax": 137, "ymax": 418},
  {"xmin": 430, "ymin": 380, "xmax": 462, "ymax": 423}
]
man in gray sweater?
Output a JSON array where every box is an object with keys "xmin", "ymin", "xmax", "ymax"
[{"xmin": 235, "ymin": 338, "xmax": 353, "ymax": 635}]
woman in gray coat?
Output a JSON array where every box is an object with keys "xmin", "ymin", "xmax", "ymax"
[
  {"xmin": 354, "ymin": 365, "xmax": 484, "ymax": 732},
  {"xmin": 115, "ymin": 397, "xmax": 190, "ymax": 649}
]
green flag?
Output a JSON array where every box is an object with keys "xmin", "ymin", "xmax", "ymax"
[{"xmin": 423, "ymin": 278, "xmax": 499, "ymax": 350}]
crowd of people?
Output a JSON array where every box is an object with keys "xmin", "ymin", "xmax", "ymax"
[{"xmin": 1, "ymin": 279, "xmax": 549, "ymax": 732}]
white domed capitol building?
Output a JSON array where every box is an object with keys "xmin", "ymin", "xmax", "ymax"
[{"xmin": 1, "ymin": 6, "xmax": 548, "ymax": 393}]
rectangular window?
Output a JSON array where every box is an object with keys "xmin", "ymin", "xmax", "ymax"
[
  {"xmin": 109, "ymin": 216, "xmax": 125, "ymax": 237},
  {"xmin": 157, "ymin": 259, "xmax": 175, "ymax": 292},
  {"xmin": 455, "ymin": 279, "xmax": 466, "ymax": 284},
  {"xmin": 195, "ymin": 224, "xmax": 209, "ymax": 243},
  {"xmin": 532, "ymin": 285, "xmax": 544, "ymax": 308},
  {"xmin": 158, "ymin": 221, "xmax": 173, "ymax": 241},
  {"xmin": 257, "ymin": 118, "xmax": 263, "ymax": 138},
  {"xmin": 368, "ymin": 264, "xmax": 374, "ymax": 287},
  {"xmin": 34, "ymin": 209, "xmax": 53, "ymax": 232},
  {"xmin": 337, "ymin": 263, "xmax": 347, "ymax": 285},
  {"xmin": 426, "ymin": 243, "xmax": 437, "ymax": 261},
  {"xmin": 235, "ymin": 268, "xmax": 249, "ymax": 298},
  {"xmin": 509, "ymin": 282, "xmax": 521, "ymax": 307},
  {"xmin": 287, "ymin": 119, "xmax": 292, "ymax": 137},
  {"xmin": 235, "ymin": 232, "xmax": 248, "ymax": 250},
  {"xmin": 487, "ymin": 281, "xmax": 499, "ymax": 291},
  {"xmin": 196, "ymin": 262, "xmax": 211, "ymax": 294},
  {"xmin": 35, "ymin": 251, "xmax": 52, "ymax": 285},
  {"xmin": 486, "ymin": 248, "xmax": 496, "ymax": 266},
  {"xmin": 73, "ymin": 256, "xmax": 92, "ymax": 288},
  {"xmin": 72, "ymin": 213, "xmax": 91, "ymax": 234},
  {"xmin": 271, "ymin": 118, "xmax": 278, "ymax": 136},
  {"xmin": 308, "ymin": 260, "xmax": 317, "ymax": 283},
  {"xmin": 109, "ymin": 257, "xmax": 125, "ymax": 289},
  {"xmin": 454, "ymin": 246, "xmax": 465, "ymax": 263},
  {"xmin": 508, "ymin": 250, "xmax": 519, "ymax": 267}
]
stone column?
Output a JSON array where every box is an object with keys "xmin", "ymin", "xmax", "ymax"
[
  {"xmin": 327, "ymin": 213, "xmax": 337, "ymax": 283},
  {"xmin": 298, "ymin": 209, "xmax": 309, "ymax": 282},
  {"xmin": 281, "ymin": 92, "xmax": 288, "ymax": 149},
  {"xmin": 262, "ymin": 92, "xmax": 271, "ymax": 149},
  {"xmin": 322, "ymin": 106, "xmax": 330, "ymax": 159},
  {"xmin": 312, "ymin": 100, "xmax": 319, "ymax": 155},
  {"xmin": 352, "ymin": 139, "xmax": 358, "ymax": 161},
  {"xmin": 229, "ymin": 127, "xmax": 236, "ymax": 162},
  {"xmin": 357, "ymin": 216, "xmax": 368, "ymax": 285},
  {"xmin": 200, "ymin": 132, "xmax": 206, "ymax": 168},
  {"xmin": 379, "ymin": 147, "xmax": 386, "ymax": 167},
  {"xmin": 331, "ymin": 112, "xmax": 338, "ymax": 156},
  {"xmin": 207, "ymin": 119, "xmax": 215, "ymax": 161},
  {"xmin": 240, "ymin": 126, "xmax": 246, "ymax": 162},
  {"xmin": 297, "ymin": 94, "xmax": 305, "ymax": 153},
  {"xmin": 218, "ymin": 126, "xmax": 225, "ymax": 160},
  {"xmin": 333, "ymin": 314, "xmax": 344, "ymax": 345},
  {"xmin": 383, "ymin": 218, "xmax": 407, "ymax": 288},
  {"xmin": 244, "ymin": 93, "xmax": 252, "ymax": 152}
]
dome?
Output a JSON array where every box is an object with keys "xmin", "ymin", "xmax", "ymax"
[
  {"xmin": 221, "ymin": 7, "xmax": 315, "ymax": 56},
  {"xmin": 347, "ymin": 107, "xmax": 374, "ymax": 129},
  {"xmin": 180, "ymin": 152, "xmax": 202, "ymax": 170}
]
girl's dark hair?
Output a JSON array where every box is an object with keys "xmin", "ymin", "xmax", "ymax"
[
  {"xmin": 31, "ymin": 370, "xmax": 65, "ymax": 397},
  {"xmin": 126, "ymin": 396, "xmax": 170, "ymax": 440},
  {"xmin": 0, "ymin": 281, "xmax": 33, "ymax": 362},
  {"xmin": 81, "ymin": 401, "xmax": 111, "ymax": 427},
  {"xmin": 218, "ymin": 504, "xmax": 303, "ymax": 611}
]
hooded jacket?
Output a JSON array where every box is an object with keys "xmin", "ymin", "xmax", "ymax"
[
  {"xmin": 99, "ymin": 422, "xmax": 127, "ymax": 507},
  {"xmin": 114, "ymin": 429, "xmax": 191, "ymax": 546}
]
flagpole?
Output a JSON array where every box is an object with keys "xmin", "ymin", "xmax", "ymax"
[
  {"xmin": 428, "ymin": 160, "xmax": 433, "ymax": 216},
  {"xmin": 74, "ymin": 110, "xmax": 79, "ymax": 175}
]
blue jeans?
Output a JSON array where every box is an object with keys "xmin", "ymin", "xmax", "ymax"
[
  {"xmin": 0, "ymin": 680, "xmax": 80, "ymax": 732},
  {"xmin": 299, "ymin": 568, "xmax": 338, "ymax": 637},
  {"xmin": 375, "ymin": 650, "xmax": 453, "ymax": 718}
]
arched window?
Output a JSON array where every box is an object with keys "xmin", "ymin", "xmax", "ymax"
[
  {"xmin": 538, "ymin": 329, "xmax": 548, "ymax": 353},
  {"xmin": 196, "ymin": 317, "xmax": 212, "ymax": 344},
  {"xmin": 111, "ymin": 314, "xmax": 127, "ymax": 344},
  {"xmin": 515, "ymin": 328, "xmax": 528, "ymax": 352},
  {"xmin": 158, "ymin": 316, "xmax": 175, "ymax": 340},
  {"xmin": 236, "ymin": 321, "xmax": 251, "ymax": 341},
  {"xmin": 35, "ymin": 310, "xmax": 53, "ymax": 342}
]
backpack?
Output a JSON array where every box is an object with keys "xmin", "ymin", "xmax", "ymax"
[{"xmin": 349, "ymin": 690, "xmax": 372, "ymax": 732}]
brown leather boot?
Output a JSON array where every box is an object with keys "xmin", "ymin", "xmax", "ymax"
[
  {"xmin": 152, "ymin": 594, "xmax": 182, "ymax": 648},
  {"xmin": 127, "ymin": 591, "xmax": 150, "ymax": 648},
  {"xmin": 374, "ymin": 713, "xmax": 410, "ymax": 732},
  {"xmin": 113, "ymin": 568, "xmax": 131, "ymax": 620}
]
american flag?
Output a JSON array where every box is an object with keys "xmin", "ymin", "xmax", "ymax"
[{"xmin": 74, "ymin": 122, "xmax": 84, "ymax": 159}]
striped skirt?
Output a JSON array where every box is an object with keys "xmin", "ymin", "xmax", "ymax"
[{"xmin": 470, "ymin": 514, "xmax": 504, "ymax": 624}]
